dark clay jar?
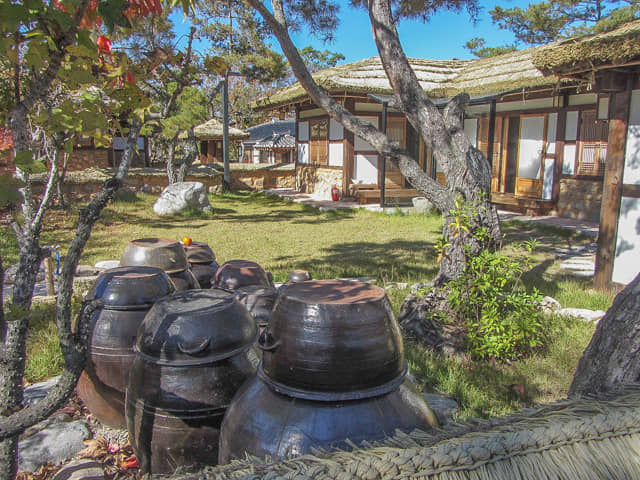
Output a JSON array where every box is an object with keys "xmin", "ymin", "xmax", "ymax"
[
  {"xmin": 125, "ymin": 289, "xmax": 259, "ymax": 475},
  {"xmin": 260, "ymin": 279, "xmax": 405, "ymax": 398},
  {"xmin": 77, "ymin": 266, "xmax": 175, "ymax": 429},
  {"xmin": 213, "ymin": 259, "xmax": 273, "ymax": 291},
  {"xmin": 185, "ymin": 241, "xmax": 219, "ymax": 289},
  {"xmin": 218, "ymin": 374, "xmax": 437, "ymax": 463}
]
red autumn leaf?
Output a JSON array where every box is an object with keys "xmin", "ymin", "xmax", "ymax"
[
  {"xmin": 125, "ymin": 71, "xmax": 136, "ymax": 84},
  {"xmin": 120, "ymin": 456, "xmax": 139, "ymax": 469},
  {"xmin": 96, "ymin": 35, "xmax": 112, "ymax": 54}
]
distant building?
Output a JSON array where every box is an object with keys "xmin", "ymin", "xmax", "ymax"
[
  {"xmin": 242, "ymin": 119, "xmax": 295, "ymax": 164},
  {"xmin": 193, "ymin": 119, "xmax": 250, "ymax": 164}
]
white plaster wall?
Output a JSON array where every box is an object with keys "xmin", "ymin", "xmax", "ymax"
[
  {"xmin": 354, "ymin": 154, "xmax": 378, "ymax": 184},
  {"xmin": 612, "ymin": 89, "xmax": 640, "ymax": 285},
  {"xmin": 543, "ymin": 158, "xmax": 555, "ymax": 200},
  {"xmin": 612, "ymin": 197, "xmax": 640, "ymax": 285},
  {"xmin": 546, "ymin": 112, "xmax": 557, "ymax": 154},
  {"xmin": 329, "ymin": 143, "xmax": 344, "ymax": 166},
  {"xmin": 568, "ymin": 93, "xmax": 597, "ymax": 106},
  {"xmin": 329, "ymin": 119, "xmax": 344, "ymax": 140},
  {"xmin": 496, "ymin": 98, "xmax": 554, "ymax": 112},
  {"xmin": 355, "ymin": 116, "xmax": 379, "ymax": 151},
  {"xmin": 298, "ymin": 143, "xmax": 309, "ymax": 164},
  {"xmin": 563, "ymin": 145, "xmax": 576, "ymax": 174},
  {"xmin": 464, "ymin": 118, "xmax": 478, "ymax": 148},
  {"xmin": 298, "ymin": 121, "xmax": 309, "ymax": 142},
  {"xmin": 518, "ymin": 116, "xmax": 544, "ymax": 179},
  {"xmin": 566, "ymin": 111, "xmax": 579, "ymax": 141},
  {"xmin": 622, "ymin": 90, "xmax": 640, "ymax": 185}
]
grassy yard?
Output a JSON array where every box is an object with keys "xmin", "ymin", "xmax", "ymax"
[{"xmin": 1, "ymin": 191, "xmax": 615, "ymax": 419}]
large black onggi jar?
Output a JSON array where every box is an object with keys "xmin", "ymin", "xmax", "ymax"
[
  {"xmin": 77, "ymin": 266, "xmax": 175, "ymax": 429},
  {"xmin": 185, "ymin": 241, "xmax": 219, "ymax": 289},
  {"xmin": 260, "ymin": 279, "xmax": 405, "ymax": 398},
  {"xmin": 120, "ymin": 238, "xmax": 199, "ymax": 290},
  {"xmin": 218, "ymin": 375, "xmax": 437, "ymax": 463},
  {"xmin": 213, "ymin": 259, "xmax": 273, "ymax": 291},
  {"xmin": 125, "ymin": 290, "xmax": 259, "ymax": 475}
]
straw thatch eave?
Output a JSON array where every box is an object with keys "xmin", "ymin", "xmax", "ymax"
[
  {"xmin": 256, "ymin": 21, "xmax": 640, "ymax": 112},
  {"xmin": 191, "ymin": 119, "xmax": 250, "ymax": 140},
  {"xmin": 532, "ymin": 20, "xmax": 640, "ymax": 74}
]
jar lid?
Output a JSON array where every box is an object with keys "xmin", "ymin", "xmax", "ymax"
[
  {"xmin": 214, "ymin": 259, "xmax": 272, "ymax": 291},
  {"xmin": 88, "ymin": 266, "xmax": 175, "ymax": 309},
  {"xmin": 120, "ymin": 238, "xmax": 188, "ymax": 273},
  {"xmin": 185, "ymin": 241, "xmax": 216, "ymax": 264},
  {"xmin": 136, "ymin": 289, "xmax": 257, "ymax": 366}
]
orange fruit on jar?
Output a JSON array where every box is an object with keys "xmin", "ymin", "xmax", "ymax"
[{"xmin": 182, "ymin": 236, "xmax": 192, "ymax": 246}]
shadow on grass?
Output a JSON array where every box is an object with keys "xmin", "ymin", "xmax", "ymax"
[
  {"xmin": 406, "ymin": 341, "xmax": 539, "ymax": 418},
  {"xmin": 271, "ymin": 239, "xmax": 440, "ymax": 283}
]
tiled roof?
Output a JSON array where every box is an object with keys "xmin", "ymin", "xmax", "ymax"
[{"xmin": 254, "ymin": 133, "xmax": 296, "ymax": 149}]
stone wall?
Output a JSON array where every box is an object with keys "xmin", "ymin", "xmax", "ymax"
[
  {"xmin": 557, "ymin": 178, "xmax": 603, "ymax": 223},
  {"xmin": 29, "ymin": 166, "xmax": 295, "ymax": 200},
  {"xmin": 297, "ymin": 166, "xmax": 344, "ymax": 200},
  {"xmin": 232, "ymin": 168, "xmax": 296, "ymax": 191},
  {"xmin": 66, "ymin": 149, "xmax": 111, "ymax": 170}
]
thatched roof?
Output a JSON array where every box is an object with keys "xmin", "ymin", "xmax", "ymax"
[
  {"xmin": 193, "ymin": 119, "xmax": 249, "ymax": 140},
  {"xmin": 533, "ymin": 19, "xmax": 640, "ymax": 73},
  {"xmin": 203, "ymin": 386, "xmax": 640, "ymax": 480},
  {"xmin": 256, "ymin": 21, "xmax": 640, "ymax": 110}
]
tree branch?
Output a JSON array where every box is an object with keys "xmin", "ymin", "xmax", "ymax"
[{"xmin": 249, "ymin": 0, "xmax": 453, "ymax": 212}]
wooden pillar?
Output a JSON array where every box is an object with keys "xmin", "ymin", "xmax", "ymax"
[
  {"xmin": 343, "ymin": 98, "xmax": 355, "ymax": 197},
  {"xmin": 487, "ymin": 100, "xmax": 496, "ymax": 167},
  {"xmin": 594, "ymin": 86, "xmax": 632, "ymax": 290}
]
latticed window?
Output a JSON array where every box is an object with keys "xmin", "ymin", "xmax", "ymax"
[
  {"xmin": 309, "ymin": 119, "xmax": 328, "ymax": 165},
  {"xmin": 577, "ymin": 110, "xmax": 608, "ymax": 176}
]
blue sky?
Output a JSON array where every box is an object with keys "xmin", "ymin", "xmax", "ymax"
[{"xmin": 172, "ymin": 0, "xmax": 533, "ymax": 64}]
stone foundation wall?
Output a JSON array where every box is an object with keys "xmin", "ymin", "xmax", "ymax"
[
  {"xmin": 232, "ymin": 169, "xmax": 296, "ymax": 191},
  {"xmin": 66, "ymin": 149, "xmax": 111, "ymax": 170},
  {"xmin": 297, "ymin": 166, "xmax": 344, "ymax": 200},
  {"xmin": 557, "ymin": 178, "xmax": 603, "ymax": 223},
  {"xmin": 30, "ymin": 166, "xmax": 295, "ymax": 200}
]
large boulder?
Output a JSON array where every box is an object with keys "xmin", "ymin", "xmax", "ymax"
[{"xmin": 153, "ymin": 181, "xmax": 212, "ymax": 216}]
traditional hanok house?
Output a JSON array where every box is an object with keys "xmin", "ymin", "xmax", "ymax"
[
  {"xmin": 193, "ymin": 118, "xmax": 250, "ymax": 163},
  {"xmin": 242, "ymin": 119, "xmax": 296, "ymax": 164},
  {"xmin": 254, "ymin": 21, "xmax": 640, "ymax": 225}
]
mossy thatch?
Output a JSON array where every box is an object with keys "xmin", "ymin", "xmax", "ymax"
[
  {"xmin": 257, "ymin": 21, "xmax": 640, "ymax": 110},
  {"xmin": 533, "ymin": 20, "xmax": 640, "ymax": 72},
  {"xmin": 192, "ymin": 119, "xmax": 249, "ymax": 140},
  {"xmin": 182, "ymin": 386, "xmax": 640, "ymax": 480}
]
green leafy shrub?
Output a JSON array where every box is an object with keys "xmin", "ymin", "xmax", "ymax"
[{"xmin": 446, "ymin": 240, "xmax": 547, "ymax": 360}]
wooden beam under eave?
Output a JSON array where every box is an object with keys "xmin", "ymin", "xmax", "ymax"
[{"xmin": 594, "ymin": 86, "xmax": 632, "ymax": 290}]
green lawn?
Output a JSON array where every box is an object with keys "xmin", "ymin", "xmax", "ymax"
[{"xmin": 1, "ymin": 191, "xmax": 614, "ymax": 418}]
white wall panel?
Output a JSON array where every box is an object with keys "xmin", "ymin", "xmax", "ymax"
[
  {"xmin": 613, "ymin": 196, "xmax": 640, "ymax": 285},
  {"xmin": 297, "ymin": 143, "xmax": 309, "ymax": 164},
  {"xmin": 464, "ymin": 118, "xmax": 478, "ymax": 148},
  {"xmin": 566, "ymin": 111, "xmax": 579, "ymax": 141},
  {"xmin": 517, "ymin": 116, "xmax": 544, "ymax": 179},
  {"xmin": 562, "ymin": 145, "xmax": 576, "ymax": 174},
  {"xmin": 298, "ymin": 121, "xmax": 309, "ymax": 142},
  {"xmin": 329, "ymin": 143, "xmax": 344, "ymax": 166},
  {"xmin": 354, "ymin": 154, "xmax": 378, "ymax": 184},
  {"xmin": 329, "ymin": 119, "xmax": 344, "ymax": 140},
  {"xmin": 546, "ymin": 112, "xmax": 557, "ymax": 154},
  {"xmin": 354, "ymin": 116, "xmax": 379, "ymax": 151},
  {"xmin": 623, "ymin": 90, "xmax": 640, "ymax": 185}
]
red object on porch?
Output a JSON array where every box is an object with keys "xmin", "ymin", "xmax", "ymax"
[{"xmin": 331, "ymin": 185, "xmax": 339, "ymax": 201}]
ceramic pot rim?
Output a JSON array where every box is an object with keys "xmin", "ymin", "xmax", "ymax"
[{"xmin": 257, "ymin": 361, "xmax": 408, "ymax": 401}]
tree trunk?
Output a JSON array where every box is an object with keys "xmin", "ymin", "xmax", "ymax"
[
  {"xmin": 248, "ymin": 0, "xmax": 501, "ymax": 349},
  {"xmin": 167, "ymin": 142, "xmax": 178, "ymax": 184},
  {"xmin": 569, "ymin": 273, "xmax": 640, "ymax": 397},
  {"xmin": 0, "ymin": 122, "xmax": 140, "ymax": 480},
  {"xmin": 55, "ymin": 151, "xmax": 68, "ymax": 210},
  {"xmin": 176, "ymin": 131, "xmax": 198, "ymax": 183}
]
